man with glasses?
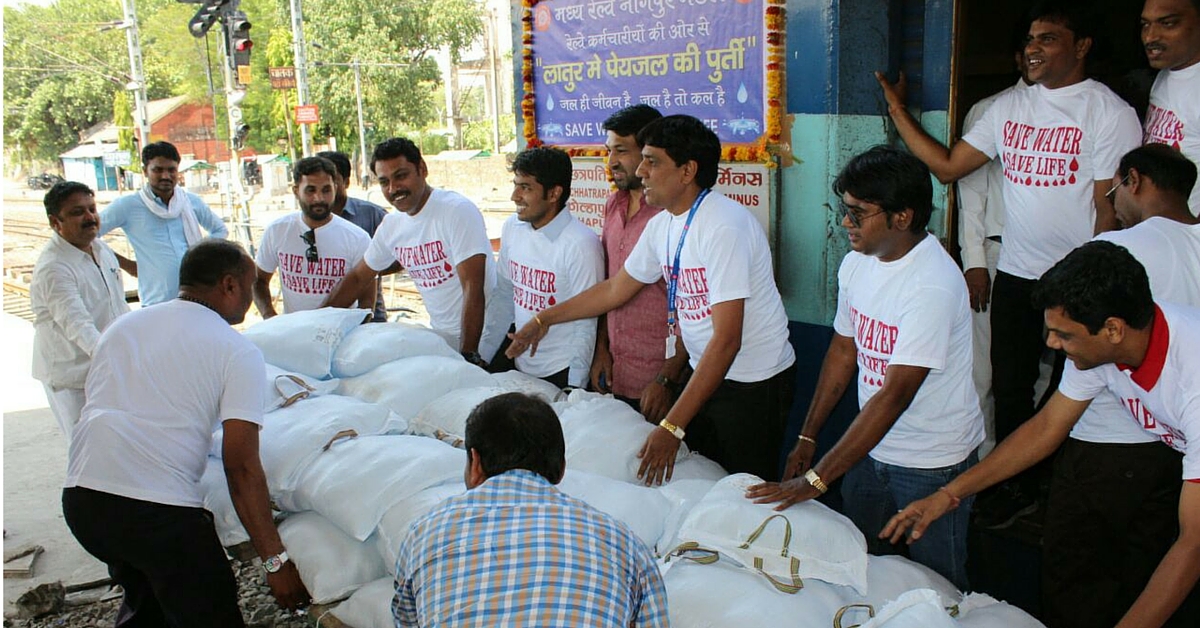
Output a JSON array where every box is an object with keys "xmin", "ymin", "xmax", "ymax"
[
  {"xmin": 877, "ymin": 2, "xmax": 1142, "ymax": 526},
  {"xmin": 746, "ymin": 147, "xmax": 983, "ymax": 591},
  {"xmin": 253, "ymin": 156, "xmax": 373, "ymax": 318}
]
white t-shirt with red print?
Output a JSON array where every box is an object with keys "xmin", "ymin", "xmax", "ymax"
[
  {"xmin": 365, "ymin": 189, "xmax": 508, "ymax": 359},
  {"xmin": 624, "ymin": 191, "xmax": 795, "ymax": 383},
  {"xmin": 832, "ymin": 235, "xmax": 985, "ymax": 468},
  {"xmin": 498, "ymin": 209, "xmax": 603, "ymax": 386},
  {"xmin": 256, "ymin": 213, "xmax": 370, "ymax": 313},
  {"xmin": 1145, "ymin": 62, "xmax": 1200, "ymax": 214},
  {"xmin": 1059, "ymin": 302, "xmax": 1200, "ymax": 481},
  {"xmin": 962, "ymin": 79, "xmax": 1142, "ymax": 279},
  {"xmin": 1072, "ymin": 219, "xmax": 1200, "ymax": 444}
]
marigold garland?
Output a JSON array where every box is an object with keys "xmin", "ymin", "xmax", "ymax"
[{"xmin": 521, "ymin": 0, "xmax": 785, "ymax": 163}]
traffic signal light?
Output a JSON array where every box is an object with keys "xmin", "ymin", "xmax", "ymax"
[
  {"xmin": 185, "ymin": 0, "xmax": 231, "ymax": 38},
  {"xmin": 229, "ymin": 103, "xmax": 250, "ymax": 150},
  {"xmin": 228, "ymin": 11, "xmax": 252, "ymax": 83}
]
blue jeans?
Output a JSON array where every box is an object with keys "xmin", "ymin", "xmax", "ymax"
[{"xmin": 841, "ymin": 451, "xmax": 978, "ymax": 591}]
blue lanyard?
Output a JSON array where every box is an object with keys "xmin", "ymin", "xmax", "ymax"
[{"xmin": 666, "ymin": 188, "xmax": 711, "ymax": 329}]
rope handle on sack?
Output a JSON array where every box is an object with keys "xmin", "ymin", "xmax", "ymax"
[
  {"xmin": 321, "ymin": 429, "xmax": 359, "ymax": 451},
  {"xmin": 661, "ymin": 541, "xmax": 720, "ymax": 565},
  {"xmin": 739, "ymin": 513, "xmax": 793, "ymax": 558},
  {"xmin": 833, "ymin": 603, "xmax": 875, "ymax": 628},
  {"xmin": 751, "ymin": 554, "xmax": 804, "ymax": 594},
  {"xmin": 274, "ymin": 374, "xmax": 316, "ymax": 408}
]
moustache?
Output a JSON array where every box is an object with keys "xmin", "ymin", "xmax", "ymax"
[
  {"xmin": 390, "ymin": 191, "xmax": 411, "ymax": 203},
  {"xmin": 82, "ymin": 221, "xmax": 98, "ymax": 229}
]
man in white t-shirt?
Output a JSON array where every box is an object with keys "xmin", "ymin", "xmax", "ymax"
[
  {"xmin": 877, "ymin": 3, "xmax": 1142, "ymax": 524},
  {"xmin": 507, "ymin": 115, "xmax": 796, "ymax": 485},
  {"xmin": 1041, "ymin": 144, "xmax": 1200, "ymax": 628},
  {"xmin": 325, "ymin": 138, "xmax": 510, "ymax": 365},
  {"xmin": 1142, "ymin": 0, "xmax": 1200, "ymax": 214},
  {"xmin": 254, "ymin": 156, "xmax": 372, "ymax": 317},
  {"xmin": 63, "ymin": 240, "xmax": 309, "ymax": 626},
  {"xmin": 31, "ymin": 182, "xmax": 129, "ymax": 442},
  {"xmin": 883, "ymin": 241, "xmax": 1200, "ymax": 628},
  {"xmin": 496, "ymin": 147, "xmax": 604, "ymax": 388},
  {"xmin": 957, "ymin": 50, "xmax": 1033, "ymax": 458},
  {"xmin": 747, "ymin": 147, "xmax": 984, "ymax": 590}
]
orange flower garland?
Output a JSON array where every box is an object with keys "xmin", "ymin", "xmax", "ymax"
[{"xmin": 521, "ymin": 0, "xmax": 785, "ymax": 162}]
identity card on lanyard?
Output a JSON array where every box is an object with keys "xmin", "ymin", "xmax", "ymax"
[{"xmin": 665, "ymin": 188, "xmax": 711, "ymax": 359}]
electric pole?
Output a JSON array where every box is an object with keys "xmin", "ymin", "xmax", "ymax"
[
  {"xmin": 289, "ymin": 0, "xmax": 312, "ymax": 156},
  {"xmin": 120, "ymin": 0, "xmax": 151, "ymax": 149}
]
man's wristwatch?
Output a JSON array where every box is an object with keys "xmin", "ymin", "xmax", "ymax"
[
  {"xmin": 262, "ymin": 551, "xmax": 290, "ymax": 574},
  {"xmin": 461, "ymin": 351, "xmax": 488, "ymax": 368},
  {"xmin": 653, "ymin": 373, "xmax": 677, "ymax": 392}
]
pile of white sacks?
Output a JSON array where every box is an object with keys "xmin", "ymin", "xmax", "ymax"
[{"xmin": 200, "ymin": 308, "xmax": 1045, "ymax": 628}]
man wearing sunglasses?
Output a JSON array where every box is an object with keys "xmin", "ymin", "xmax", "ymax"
[
  {"xmin": 253, "ymin": 156, "xmax": 373, "ymax": 318},
  {"xmin": 746, "ymin": 147, "xmax": 983, "ymax": 591}
]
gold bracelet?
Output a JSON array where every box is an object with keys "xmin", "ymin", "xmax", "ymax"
[
  {"xmin": 803, "ymin": 468, "xmax": 829, "ymax": 494},
  {"xmin": 533, "ymin": 314, "xmax": 547, "ymax": 331},
  {"xmin": 658, "ymin": 419, "xmax": 685, "ymax": 440},
  {"xmin": 797, "ymin": 434, "xmax": 817, "ymax": 446}
]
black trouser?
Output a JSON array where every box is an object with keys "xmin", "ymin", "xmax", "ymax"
[
  {"xmin": 1042, "ymin": 439, "xmax": 1196, "ymax": 628},
  {"xmin": 990, "ymin": 271, "xmax": 1063, "ymax": 492},
  {"xmin": 62, "ymin": 487, "xmax": 245, "ymax": 628},
  {"xmin": 684, "ymin": 364, "xmax": 795, "ymax": 482}
]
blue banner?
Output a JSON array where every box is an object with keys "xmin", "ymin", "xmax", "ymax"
[{"xmin": 531, "ymin": 0, "xmax": 766, "ymax": 146}]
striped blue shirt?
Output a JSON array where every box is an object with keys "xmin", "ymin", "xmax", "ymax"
[{"xmin": 393, "ymin": 469, "xmax": 669, "ymax": 627}]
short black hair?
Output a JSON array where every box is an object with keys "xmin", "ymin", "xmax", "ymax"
[
  {"xmin": 142, "ymin": 141, "xmax": 181, "ymax": 166},
  {"xmin": 43, "ymin": 181, "xmax": 94, "ymax": 217},
  {"xmin": 1119, "ymin": 144, "xmax": 1197, "ymax": 201},
  {"xmin": 293, "ymin": 156, "xmax": 338, "ymax": 184},
  {"xmin": 178, "ymin": 239, "xmax": 252, "ymax": 289},
  {"xmin": 511, "ymin": 147, "xmax": 573, "ymax": 210},
  {"xmin": 316, "ymin": 151, "xmax": 352, "ymax": 180},
  {"xmin": 464, "ymin": 392, "xmax": 565, "ymax": 484},
  {"xmin": 637, "ymin": 115, "xmax": 721, "ymax": 189},
  {"xmin": 370, "ymin": 137, "xmax": 422, "ymax": 174},
  {"xmin": 832, "ymin": 146, "xmax": 933, "ymax": 233},
  {"xmin": 1026, "ymin": 1, "xmax": 1095, "ymax": 43},
  {"xmin": 1032, "ymin": 241, "xmax": 1154, "ymax": 335},
  {"xmin": 602, "ymin": 104, "xmax": 663, "ymax": 141}
]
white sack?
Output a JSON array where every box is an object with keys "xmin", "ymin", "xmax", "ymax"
[
  {"xmin": 374, "ymin": 483, "xmax": 466, "ymax": 576},
  {"xmin": 489, "ymin": 370, "xmax": 565, "ymax": 403},
  {"xmin": 670, "ymin": 453, "xmax": 727, "ymax": 482},
  {"xmin": 338, "ymin": 356, "xmax": 494, "ymax": 420},
  {"xmin": 863, "ymin": 554, "xmax": 962, "ymax": 609},
  {"xmin": 558, "ymin": 470, "xmax": 671, "ymax": 550},
  {"xmin": 411, "ymin": 387, "xmax": 510, "ymax": 439},
  {"xmin": 332, "ymin": 322, "xmax": 459, "ymax": 378},
  {"xmin": 243, "ymin": 308, "xmax": 369, "ymax": 379},
  {"xmin": 656, "ymin": 479, "xmax": 718, "ymax": 554},
  {"xmin": 286, "ymin": 434, "xmax": 465, "ymax": 540},
  {"xmin": 263, "ymin": 364, "xmax": 340, "ymax": 412},
  {"xmin": 956, "ymin": 593, "xmax": 1045, "ymax": 628},
  {"xmin": 278, "ymin": 512, "xmax": 386, "ymax": 604},
  {"xmin": 672, "ymin": 473, "xmax": 869, "ymax": 594},
  {"xmin": 558, "ymin": 397, "xmax": 693, "ymax": 484},
  {"xmin": 330, "ymin": 577, "xmax": 395, "ymax": 628},
  {"xmin": 664, "ymin": 556, "xmax": 853, "ymax": 628},
  {"xmin": 199, "ymin": 456, "xmax": 249, "ymax": 547},
  {"xmin": 856, "ymin": 589, "xmax": 960, "ymax": 628}
]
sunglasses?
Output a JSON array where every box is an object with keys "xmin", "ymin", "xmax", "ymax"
[
  {"xmin": 300, "ymin": 229, "xmax": 318, "ymax": 263},
  {"xmin": 1105, "ymin": 173, "xmax": 1131, "ymax": 200},
  {"xmin": 837, "ymin": 202, "xmax": 887, "ymax": 228}
]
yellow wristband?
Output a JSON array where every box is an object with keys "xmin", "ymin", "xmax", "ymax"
[
  {"xmin": 803, "ymin": 468, "xmax": 829, "ymax": 494},
  {"xmin": 658, "ymin": 419, "xmax": 685, "ymax": 440}
]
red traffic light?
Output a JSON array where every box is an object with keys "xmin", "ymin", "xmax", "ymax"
[{"xmin": 234, "ymin": 39, "xmax": 253, "ymax": 52}]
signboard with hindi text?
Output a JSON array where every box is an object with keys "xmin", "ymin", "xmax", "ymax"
[
  {"xmin": 531, "ymin": 0, "xmax": 766, "ymax": 148},
  {"xmin": 568, "ymin": 158, "xmax": 772, "ymax": 237}
]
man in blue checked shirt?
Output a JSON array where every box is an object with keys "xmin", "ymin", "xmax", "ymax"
[{"xmin": 392, "ymin": 392, "xmax": 669, "ymax": 627}]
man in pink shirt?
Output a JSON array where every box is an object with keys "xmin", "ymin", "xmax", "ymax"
[{"xmin": 591, "ymin": 105, "xmax": 689, "ymax": 423}]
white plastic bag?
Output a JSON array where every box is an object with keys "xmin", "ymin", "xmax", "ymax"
[
  {"xmin": 670, "ymin": 474, "xmax": 869, "ymax": 594},
  {"xmin": 199, "ymin": 456, "xmax": 249, "ymax": 547},
  {"xmin": 558, "ymin": 470, "xmax": 671, "ymax": 550},
  {"xmin": 332, "ymin": 322, "xmax": 459, "ymax": 378},
  {"xmin": 855, "ymin": 589, "xmax": 960, "ymax": 628},
  {"xmin": 263, "ymin": 364, "xmax": 341, "ymax": 412},
  {"xmin": 956, "ymin": 593, "xmax": 1045, "ymax": 628},
  {"xmin": 489, "ymin": 370, "xmax": 565, "ymax": 403},
  {"xmin": 243, "ymin": 308, "xmax": 369, "ymax": 379},
  {"xmin": 338, "ymin": 356, "xmax": 494, "ymax": 420},
  {"xmin": 330, "ymin": 577, "xmax": 395, "ymax": 628},
  {"xmin": 286, "ymin": 434, "xmax": 465, "ymax": 540},
  {"xmin": 558, "ymin": 397, "xmax": 692, "ymax": 484},
  {"xmin": 411, "ymin": 386, "xmax": 510, "ymax": 439},
  {"xmin": 278, "ymin": 512, "xmax": 387, "ymax": 604},
  {"xmin": 863, "ymin": 555, "xmax": 962, "ymax": 609},
  {"xmin": 656, "ymin": 479, "xmax": 718, "ymax": 554},
  {"xmin": 374, "ymin": 483, "xmax": 466, "ymax": 575}
]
